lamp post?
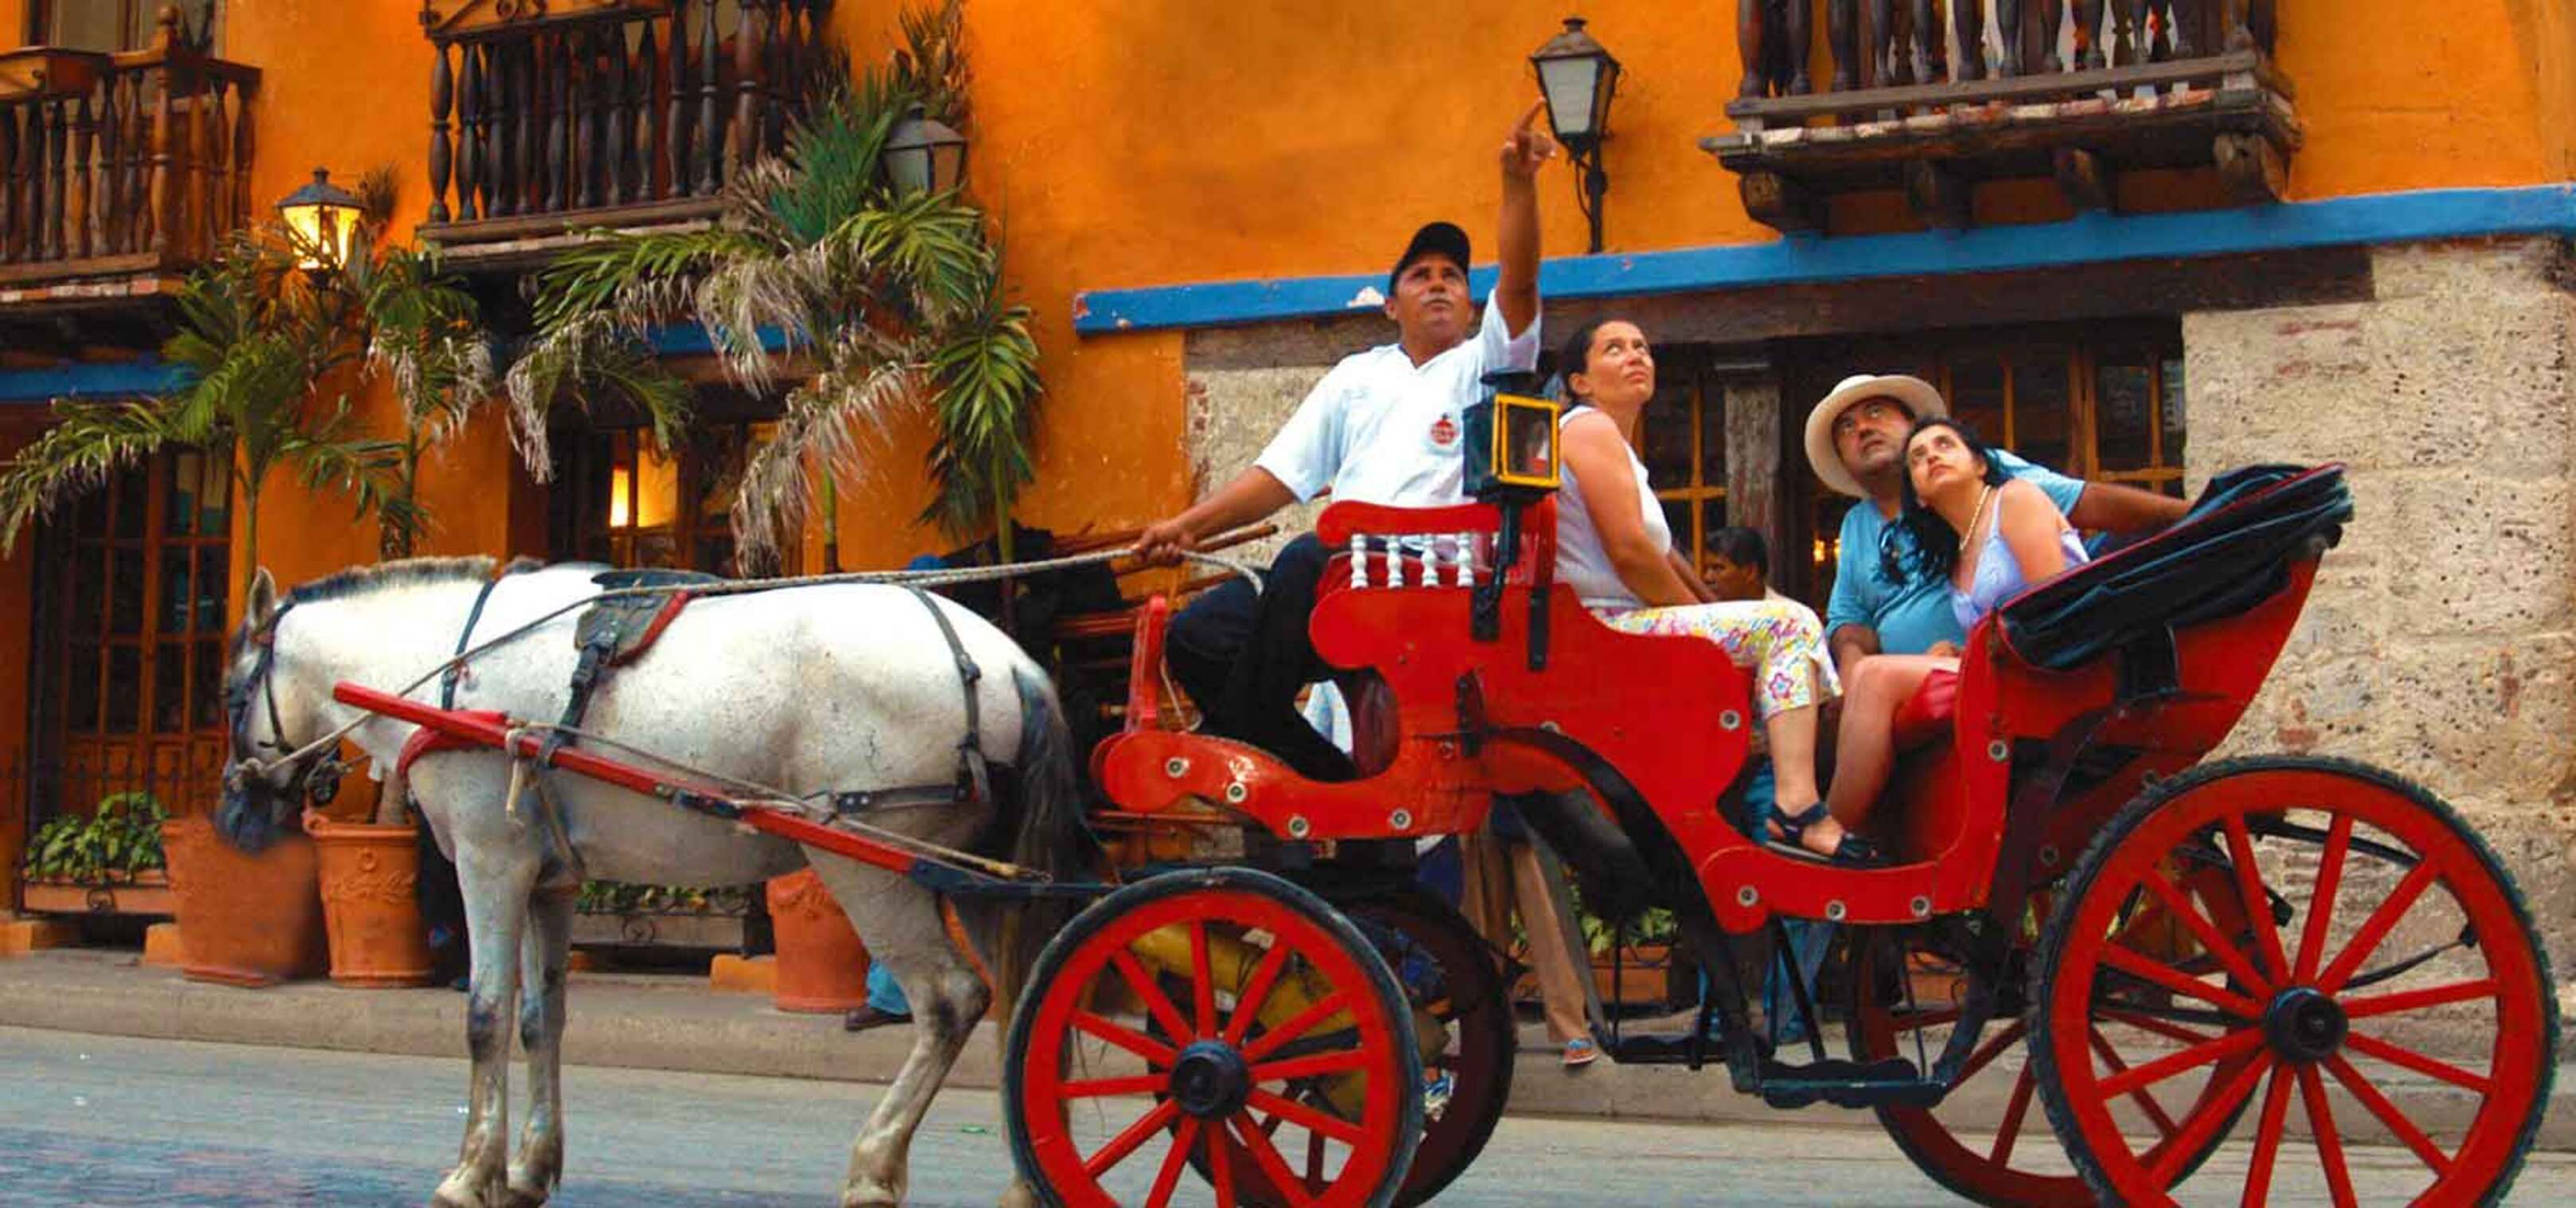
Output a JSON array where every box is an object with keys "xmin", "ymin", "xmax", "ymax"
[
  {"xmin": 275, "ymin": 167, "xmax": 362, "ymax": 271},
  {"xmin": 884, "ymin": 104, "xmax": 969, "ymax": 197},
  {"xmin": 1530, "ymin": 17, "xmax": 1621, "ymax": 254}
]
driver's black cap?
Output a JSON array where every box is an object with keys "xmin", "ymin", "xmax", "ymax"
[{"xmin": 1388, "ymin": 221, "xmax": 1471, "ymax": 294}]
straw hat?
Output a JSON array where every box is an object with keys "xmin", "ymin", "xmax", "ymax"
[{"xmin": 1804, "ymin": 373, "xmax": 1949, "ymax": 498}]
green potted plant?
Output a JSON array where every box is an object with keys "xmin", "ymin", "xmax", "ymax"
[{"xmin": 18, "ymin": 794, "xmax": 174, "ymax": 916}]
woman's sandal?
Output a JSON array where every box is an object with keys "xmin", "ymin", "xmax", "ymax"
[{"xmin": 1768, "ymin": 802, "xmax": 1887, "ymax": 868}]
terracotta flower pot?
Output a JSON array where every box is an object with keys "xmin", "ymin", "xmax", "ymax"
[
  {"xmin": 160, "ymin": 815, "xmax": 328, "ymax": 988},
  {"xmin": 305, "ymin": 814, "xmax": 435, "ymax": 988},
  {"xmin": 766, "ymin": 868, "xmax": 870, "ymax": 1014}
]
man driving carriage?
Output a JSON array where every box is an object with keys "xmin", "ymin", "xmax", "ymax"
[{"xmin": 1135, "ymin": 102, "xmax": 1555, "ymax": 782}]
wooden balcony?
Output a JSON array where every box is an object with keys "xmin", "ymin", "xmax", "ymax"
[
  {"xmin": 417, "ymin": 0, "xmax": 835, "ymax": 264},
  {"xmin": 1704, "ymin": 1, "xmax": 2296, "ymax": 232},
  {"xmin": 0, "ymin": 18, "xmax": 258, "ymax": 312}
]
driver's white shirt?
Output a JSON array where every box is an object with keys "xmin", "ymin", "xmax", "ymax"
[{"xmin": 1254, "ymin": 288, "xmax": 1541, "ymax": 508}]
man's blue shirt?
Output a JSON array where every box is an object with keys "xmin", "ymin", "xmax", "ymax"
[{"xmin": 1823, "ymin": 451, "xmax": 2084, "ymax": 655}]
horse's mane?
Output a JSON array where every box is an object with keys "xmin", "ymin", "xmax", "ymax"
[{"xmin": 286, "ymin": 555, "xmax": 505, "ymax": 605}]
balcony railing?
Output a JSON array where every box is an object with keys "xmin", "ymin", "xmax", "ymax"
[
  {"xmin": 0, "ymin": 18, "xmax": 258, "ymax": 292},
  {"xmin": 1707, "ymin": 1, "xmax": 2295, "ymax": 232},
  {"xmin": 419, "ymin": 0, "xmax": 834, "ymax": 253}
]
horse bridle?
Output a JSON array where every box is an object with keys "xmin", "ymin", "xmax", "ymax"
[{"xmin": 223, "ymin": 601, "xmax": 345, "ymax": 808}]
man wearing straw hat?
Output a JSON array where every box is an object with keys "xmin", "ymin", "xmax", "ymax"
[{"xmin": 1805, "ymin": 373, "xmax": 2188, "ymax": 673}]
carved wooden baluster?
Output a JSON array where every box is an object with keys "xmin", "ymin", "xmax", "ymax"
[
  {"xmin": 45, "ymin": 96, "xmax": 70, "ymax": 261},
  {"xmin": 664, "ymin": 2, "xmax": 688, "ymax": 198},
  {"xmin": 148, "ymin": 61, "xmax": 174, "ymax": 257},
  {"xmin": 1735, "ymin": 0, "xmax": 1768, "ymax": 98},
  {"xmin": 0, "ymin": 106, "xmax": 18, "ymax": 263},
  {"xmin": 2147, "ymin": 0, "xmax": 2173, "ymax": 62},
  {"xmin": 1954, "ymin": 0, "xmax": 1989, "ymax": 80},
  {"xmin": 2071, "ymin": 0, "xmax": 2107, "ymax": 69},
  {"xmin": 1781, "ymin": 0, "xmax": 1812, "ymax": 93},
  {"xmin": 1869, "ymin": 0, "xmax": 1898, "ymax": 85},
  {"xmin": 697, "ymin": 0, "xmax": 722, "ymax": 192},
  {"xmin": 457, "ymin": 41, "xmax": 481, "ymax": 222},
  {"xmin": 1990, "ymin": 0, "xmax": 2022, "ymax": 76},
  {"xmin": 1909, "ymin": 0, "xmax": 1942, "ymax": 84},
  {"xmin": 2038, "ymin": 0, "xmax": 2064, "ymax": 73},
  {"xmin": 2113, "ymin": 0, "xmax": 2140, "ymax": 65},
  {"xmin": 734, "ymin": 0, "xmax": 767, "ymax": 171},
  {"xmin": 73, "ymin": 85, "xmax": 97, "ymax": 260},
  {"xmin": 570, "ymin": 26, "xmax": 595, "ymax": 210},
  {"xmin": 120, "ymin": 75, "xmax": 144, "ymax": 253},
  {"xmin": 601, "ymin": 22, "xmax": 626, "ymax": 206},
  {"xmin": 206, "ymin": 80, "xmax": 229, "ymax": 254},
  {"xmin": 197, "ymin": 77, "xmax": 219, "ymax": 257},
  {"xmin": 97, "ymin": 77, "xmax": 124, "ymax": 253},
  {"xmin": 2244, "ymin": 0, "xmax": 2274, "ymax": 53},
  {"xmin": 230, "ymin": 78, "xmax": 252, "ymax": 237},
  {"xmin": 543, "ymin": 33, "xmax": 568, "ymax": 214},
  {"xmin": 637, "ymin": 22, "xmax": 661, "ymax": 203},
  {"xmin": 429, "ymin": 41, "xmax": 454, "ymax": 224},
  {"xmin": 1826, "ymin": 0, "xmax": 1859, "ymax": 91},
  {"xmin": 2168, "ymin": 0, "xmax": 2198, "ymax": 58}
]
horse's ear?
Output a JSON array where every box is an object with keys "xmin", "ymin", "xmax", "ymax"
[{"xmin": 246, "ymin": 567, "xmax": 278, "ymax": 629}]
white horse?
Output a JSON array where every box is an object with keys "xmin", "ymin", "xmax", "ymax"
[{"xmin": 216, "ymin": 558, "xmax": 1086, "ymax": 1208}]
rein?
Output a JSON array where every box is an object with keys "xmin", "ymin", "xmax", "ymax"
[{"xmin": 228, "ymin": 542, "xmax": 1264, "ymax": 785}]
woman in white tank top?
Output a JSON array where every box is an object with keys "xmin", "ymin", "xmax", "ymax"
[{"xmin": 1551, "ymin": 320, "xmax": 1877, "ymax": 865}]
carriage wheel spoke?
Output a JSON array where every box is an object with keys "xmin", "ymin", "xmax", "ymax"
[
  {"xmin": 2088, "ymin": 1027, "xmax": 2179, "ymax": 1138},
  {"xmin": 2340, "ymin": 979, "xmax": 2496, "ymax": 1022},
  {"xmin": 1990, "ymin": 1065, "xmax": 2038, "ymax": 1164},
  {"xmin": 2222, "ymin": 814, "xmax": 2293, "ymax": 986},
  {"xmin": 2147, "ymin": 1051, "xmax": 2272, "ymax": 1186},
  {"xmin": 2139, "ymin": 864, "xmax": 2275, "ymax": 997},
  {"xmin": 1957, "ymin": 1018, "xmax": 2028, "ymax": 1084},
  {"xmin": 1222, "ymin": 939, "xmax": 1293, "ymax": 1047},
  {"xmin": 1084, "ymin": 1099, "xmax": 1180, "ymax": 1179},
  {"xmin": 1115, "ymin": 949, "xmax": 1198, "ymax": 1043},
  {"xmin": 1074, "ymin": 1010, "xmax": 1178, "ymax": 1066},
  {"xmin": 1305, "ymin": 1126, "xmax": 1328, "ymax": 1187},
  {"xmin": 2098, "ymin": 1007, "xmax": 2217, "ymax": 1047},
  {"xmin": 2343, "ymin": 1030, "xmax": 2492, "ymax": 1092},
  {"xmin": 1205, "ymin": 1111, "xmax": 1237, "ymax": 1208},
  {"xmin": 2316, "ymin": 860, "xmax": 2439, "ymax": 994},
  {"xmin": 2100, "ymin": 944, "xmax": 2264, "ymax": 1017},
  {"xmin": 1228, "ymin": 1114, "xmax": 1316, "ymax": 1207},
  {"xmin": 1247, "ymin": 1087, "xmax": 1366, "ymax": 1145},
  {"xmin": 2098, "ymin": 1026, "xmax": 2267, "ymax": 1100},
  {"xmin": 2292, "ymin": 814, "xmax": 2354, "ymax": 983},
  {"xmin": 2240, "ymin": 1063, "xmax": 2297, "ymax": 1206},
  {"xmin": 1061, "ymin": 1073, "xmax": 1168, "ymax": 1099},
  {"xmin": 2327, "ymin": 1054, "xmax": 2453, "ymax": 1175},
  {"xmin": 1146, "ymin": 1119, "xmax": 1199, "ymax": 1208},
  {"xmin": 1253, "ymin": 1048, "xmax": 1371, "ymax": 1084},
  {"xmin": 1190, "ymin": 921, "xmax": 1218, "ymax": 1037},
  {"xmin": 1238, "ymin": 990, "xmax": 1354, "ymax": 1064},
  {"xmin": 2296, "ymin": 1065, "xmax": 2360, "ymax": 1208}
]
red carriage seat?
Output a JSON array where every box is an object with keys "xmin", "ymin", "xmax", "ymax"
[{"xmin": 1890, "ymin": 669, "xmax": 1958, "ymax": 749}]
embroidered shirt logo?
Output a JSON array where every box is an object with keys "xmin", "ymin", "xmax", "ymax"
[{"xmin": 1427, "ymin": 414, "xmax": 1459, "ymax": 451}]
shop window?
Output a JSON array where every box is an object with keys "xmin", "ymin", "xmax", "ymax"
[{"xmin": 551, "ymin": 421, "xmax": 792, "ymax": 578}]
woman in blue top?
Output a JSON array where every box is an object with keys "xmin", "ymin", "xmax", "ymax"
[{"xmin": 1821, "ymin": 418, "xmax": 2089, "ymax": 833}]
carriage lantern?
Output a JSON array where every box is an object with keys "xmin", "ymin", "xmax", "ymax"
[
  {"xmin": 276, "ymin": 167, "xmax": 362, "ymax": 271},
  {"xmin": 1464, "ymin": 369, "xmax": 1559, "ymax": 645}
]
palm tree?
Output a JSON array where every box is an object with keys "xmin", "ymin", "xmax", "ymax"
[
  {"xmin": 508, "ymin": 0, "xmax": 1041, "ymax": 571},
  {"xmin": 343, "ymin": 170, "xmax": 499, "ymax": 559},
  {"xmin": 0, "ymin": 226, "xmax": 403, "ymax": 600}
]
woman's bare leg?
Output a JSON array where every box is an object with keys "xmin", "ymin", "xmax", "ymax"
[{"xmin": 1822, "ymin": 654, "xmax": 1958, "ymax": 834}]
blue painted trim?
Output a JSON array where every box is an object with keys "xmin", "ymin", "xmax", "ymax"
[
  {"xmin": 0, "ymin": 357, "xmax": 192, "ymax": 404},
  {"xmin": 1072, "ymin": 185, "xmax": 2576, "ymax": 335},
  {"xmin": 648, "ymin": 323, "xmax": 796, "ymax": 356}
]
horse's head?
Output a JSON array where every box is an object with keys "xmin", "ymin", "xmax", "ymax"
[{"xmin": 218, "ymin": 567, "xmax": 345, "ymax": 852}]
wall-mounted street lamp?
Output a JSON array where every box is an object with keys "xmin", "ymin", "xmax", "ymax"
[
  {"xmin": 1530, "ymin": 17, "xmax": 1621, "ymax": 254},
  {"xmin": 884, "ymin": 105, "xmax": 969, "ymax": 197},
  {"xmin": 275, "ymin": 167, "xmax": 362, "ymax": 270}
]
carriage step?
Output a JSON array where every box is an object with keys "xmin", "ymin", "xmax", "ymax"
[
  {"xmin": 1755, "ymin": 1057, "xmax": 1945, "ymax": 1110},
  {"xmin": 1602, "ymin": 1033, "xmax": 1722, "ymax": 1065}
]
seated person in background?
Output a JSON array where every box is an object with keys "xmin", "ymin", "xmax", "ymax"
[
  {"xmin": 1549, "ymin": 319, "xmax": 1864, "ymax": 863},
  {"xmin": 1702, "ymin": 525, "xmax": 1788, "ymax": 604},
  {"xmin": 1818, "ymin": 418, "xmax": 2091, "ymax": 839}
]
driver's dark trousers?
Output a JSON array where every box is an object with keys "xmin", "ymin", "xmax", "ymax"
[{"xmin": 1164, "ymin": 534, "xmax": 1359, "ymax": 783}]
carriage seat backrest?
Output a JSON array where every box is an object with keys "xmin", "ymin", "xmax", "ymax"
[{"xmin": 1997, "ymin": 465, "xmax": 2351, "ymax": 673}]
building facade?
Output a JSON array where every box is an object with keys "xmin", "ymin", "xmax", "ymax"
[{"xmin": 1, "ymin": 3, "xmax": 2570, "ymax": 984}]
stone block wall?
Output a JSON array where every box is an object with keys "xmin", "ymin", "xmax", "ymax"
[{"xmin": 2186, "ymin": 237, "xmax": 2576, "ymax": 1009}]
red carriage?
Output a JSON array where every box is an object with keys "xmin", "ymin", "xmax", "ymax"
[{"xmin": 998, "ymin": 457, "xmax": 2558, "ymax": 1207}]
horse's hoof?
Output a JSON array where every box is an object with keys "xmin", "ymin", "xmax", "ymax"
[
  {"xmin": 497, "ymin": 1185, "xmax": 548, "ymax": 1208},
  {"xmin": 841, "ymin": 1182, "xmax": 902, "ymax": 1208}
]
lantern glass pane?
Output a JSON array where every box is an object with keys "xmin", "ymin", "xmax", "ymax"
[
  {"xmin": 1539, "ymin": 57, "xmax": 1600, "ymax": 141},
  {"xmin": 931, "ymin": 144, "xmax": 966, "ymax": 194},
  {"xmin": 887, "ymin": 147, "xmax": 933, "ymax": 197}
]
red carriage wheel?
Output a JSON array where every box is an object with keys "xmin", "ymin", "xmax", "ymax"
[
  {"xmin": 1851, "ymin": 873, "xmax": 2256, "ymax": 1206},
  {"xmin": 2032, "ymin": 757, "xmax": 2558, "ymax": 1206},
  {"xmin": 1003, "ymin": 867, "xmax": 1424, "ymax": 1208}
]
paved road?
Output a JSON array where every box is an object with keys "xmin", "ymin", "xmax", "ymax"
[{"xmin": 1, "ymin": 1027, "xmax": 2568, "ymax": 1206}]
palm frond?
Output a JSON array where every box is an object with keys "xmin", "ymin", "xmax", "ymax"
[
  {"xmin": 528, "ymin": 226, "xmax": 770, "ymax": 333},
  {"xmin": 919, "ymin": 288, "xmax": 1041, "ymax": 536},
  {"xmin": 892, "ymin": 0, "xmax": 971, "ymax": 127},
  {"xmin": 827, "ymin": 188, "xmax": 994, "ymax": 325},
  {"xmin": 730, "ymin": 344, "xmax": 927, "ymax": 563},
  {"xmin": 0, "ymin": 399, "xmax": 178, "ymax": 556},
  {"xmin": 501, "ymin": 316, "xmax": 693, "ymax": 477}
]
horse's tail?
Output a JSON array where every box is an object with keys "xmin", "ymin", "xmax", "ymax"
[{"xmin": 966, "ymin": 662, "xmax": 1095, "ymax": 1014}]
